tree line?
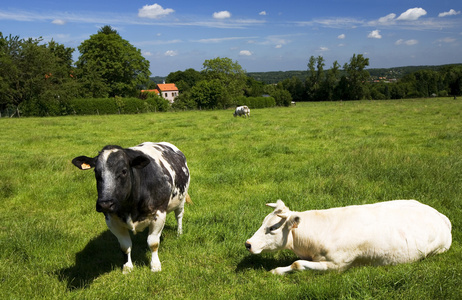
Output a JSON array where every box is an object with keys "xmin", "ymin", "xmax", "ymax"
[
  {"xmin": 279, "ymin": 56, "xmax": 462, "ymax": 102},
  {"xmin": 0, "ymin": 26, "xmax": 151, "ymax": 117},
  {"xmin": 1, "ymin": 25, "xmax": 461, "ymax": 117}
]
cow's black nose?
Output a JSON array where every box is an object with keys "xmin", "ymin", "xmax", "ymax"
[
  {"xmin": 96, "ymin": 200, "xmax": 114, "ymax": 212},
  {"xmin": 245, "ymin": 241, "xmax": 251, "ymax": 251}
]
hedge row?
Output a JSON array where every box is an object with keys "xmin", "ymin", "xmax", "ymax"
[
  {"xmin": 235, "ymin": 96, "xmax": 276, "ymax": 109},
  {"xmin": 69, "ymin": 96, "xmax": 170, "ymax": 115}
]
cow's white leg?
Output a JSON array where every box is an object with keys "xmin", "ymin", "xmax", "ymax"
[
  {"xmin": 105, "ymin": 216, "xmax": 133, "ymax": 274},
  {"xmin": 148, "ymin": 211, "xmax": 167, "ymax": 272},
  {"xmin": 174, "ymin": 201, "xmax": 185, "ymax": 235},
  {"xmin": 270, "ymin": 260, "xmax": 335, "ymax": 275}
]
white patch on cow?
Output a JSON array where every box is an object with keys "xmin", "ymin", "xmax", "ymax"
[{"xmin": 99, "ymin": 148, "xmax": 120, "ymax": 198}]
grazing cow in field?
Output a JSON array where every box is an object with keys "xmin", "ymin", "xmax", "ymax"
[
  {"xmin": 245, "ymin": 200, "xmax": 451, "ymax": 275},
  {"xmin": 72, "ymin": 142, "xmax": 190, "ymax": 273},
  {"xmin": 233, "ymin": 105, "xmax": 250, "ymax": 118}
]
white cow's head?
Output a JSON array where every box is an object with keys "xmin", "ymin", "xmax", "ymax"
[{"xmin": 245, "ymin": 200, "xmax": 300, "ymax": 254}]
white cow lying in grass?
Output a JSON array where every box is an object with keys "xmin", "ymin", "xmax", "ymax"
[{"xmin": 245, "ymin": 200, "xmax": 452, "ymax": 275}]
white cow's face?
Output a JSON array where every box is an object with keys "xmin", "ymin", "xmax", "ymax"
[{"xmin": 245, "ymin": 200, "xmax": 300, "ymax": 254}]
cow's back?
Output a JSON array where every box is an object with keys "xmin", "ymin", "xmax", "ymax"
[
  {"xmin": 292, "ymin": 200, "xmax": 452, "ymax": 268},
  {"xmin": 130, "ymin": 142, "xmax": 190, "ymax": 213}
]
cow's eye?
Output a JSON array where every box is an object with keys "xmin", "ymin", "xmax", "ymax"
[
  {"xmin": 121, "ymin": 169, "xmax": 128, "ymax": 176},
  {"xmin": 269, "ymin": 224, "xmax": 280, "ymax": 232}
]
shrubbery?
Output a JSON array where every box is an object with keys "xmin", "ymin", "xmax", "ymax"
[
  {"xmin": 235, "ymin": 96, "xmax": 276, "ymax": 108},
  {"xmin": 69, "ymin": 96, "xmax": 169, "ymax": 115}
]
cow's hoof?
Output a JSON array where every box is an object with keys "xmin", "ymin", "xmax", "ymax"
[
  {"xmin": 270, "ymin": 268, "xmax": 285, "ymax": 275},
  {"xmin": 151, "ymin": 266, "xmax": 162, "ymax": 272},
  {"xmin": 122, "ymin": 263, "xmax": 133, "ymax": 274}
]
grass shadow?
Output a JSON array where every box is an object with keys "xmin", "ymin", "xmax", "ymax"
[
  {"xmin": 58, "ymin": 229, "xmax": 149, "ymax": 290},
  {"xmin": 235, "ymin": 253, "xmax": 296, "ymax": 273}
]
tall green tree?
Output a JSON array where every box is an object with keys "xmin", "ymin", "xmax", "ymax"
[
  {"xmin": 305, "ymin": 56, "xmax": 325, "ymax": 101},
  {"xmin": 202, "ymin": 57, "xmax": 246, "ymax": 107},
  {"xmin": 323, "ymin": 60, "xmax": 340, "ymax": 100},
  {"xmin": 342, "ymin": 54, "xmax": 370, "ymax": 100},
  {"xmin": 75, "ymin": 25, "xmax": 150, "ymax": 97},
  {"xmin": 0, "ymin": 33, "xmax": 78, "ymax": 116}
]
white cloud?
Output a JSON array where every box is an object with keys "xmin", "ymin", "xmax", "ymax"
[
  {"xmin": 368, "ymin": 30, "xmax": 382, "ymax": 39},
  {"xmin": 239, "ymin": 50, "xmax": 252, "ymax": 56},
  {"xmin": 275, "ymin": 44, "xmax": 282, "ymax": 48},
  {"xmin": 378, "ymin": 13, "xmax": 396, "ymax": 23},
  {"xmin": 395, "ymin": 39, "xmax": 418, "ymax": 46},
  {"xmin": 338, "ymin": 34, "xmax": 345, "ymax": 39},
  {"xmin": 142, "ymin": 51, "xmax": 153, "ymax": 56},
  {"xmin": 164, "ymin": 50, "xmax": 178, "ymax": 56},
  {"xmin": 52, "ymin": 19, "xmax": 66, "ymax": 25},
  {"xmin": 259, "ymin": 11, "xmax": 267, "ymax": 16},
  {"xmin": 213, "ymin": 11, "xmax": 231, "ymax": 19},
  {"xmin": 436, "ymin": 37, "xmax": 456, "ymax": 43},
  {"xmin": 138, "ymin": 4, "xmax": 174, "ymax": 19},
  {"xmin": 439, "ymin": 9, "xmax": 461, "ymax": 17},
  {"xmin": 318, "ymin": 47, "xmax": 329, "ymax": 52},
  {"xmin": 194, "ymin": 36, "xmax": 254, "ymax": 43},
  {"xmin": 396, "ymin": 7, "xmax": 427, "ymax": 21}
]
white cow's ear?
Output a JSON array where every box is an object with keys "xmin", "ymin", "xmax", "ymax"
[
  {"xmin": 287, "ymin": 215, "xmax": 300, "ymax": 229},
  {"xmin": 266, "ymin": 203, "xmax": 277, "ymax": 209}
]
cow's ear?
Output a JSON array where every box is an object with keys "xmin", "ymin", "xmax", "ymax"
[
  {"xmin": 130, "ymin": 155, "xmax": 151, "ymax": 169},
  {"xmin": 72, "ymin": 156, "xmax": 95, "ymax": 170},
  {"xmin": 287, "ymin": 215, "xmax": 300, "ymax": 230}
]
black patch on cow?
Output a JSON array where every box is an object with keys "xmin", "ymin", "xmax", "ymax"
[{"xmin": 154, "ymin": 144, "xmax": 190, "ymax": 195}]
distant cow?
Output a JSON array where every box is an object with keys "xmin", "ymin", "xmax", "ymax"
[
  {"xmin": 72, "ymin": 142, "xmax": 190, "ymax": 273},
  {"xmin": 233, "ymin": 105, "xmax": 250, "ymax": 118},
  {"xmin": 245, "ymin": 200, "xmax": 451, "ymax": 275}
]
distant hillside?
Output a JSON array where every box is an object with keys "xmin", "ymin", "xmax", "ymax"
[
  {"xmin": 246, "ymin": 64, "xmax": 462, "ymax": 84},
  {"xmin": 151, "ymin": 64, "xmax": 462, "ymax": 85}
]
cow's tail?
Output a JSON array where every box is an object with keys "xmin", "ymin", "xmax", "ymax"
[{"xmin": 185, "ymin": 193, "xmax": 193, "ymax": 204}]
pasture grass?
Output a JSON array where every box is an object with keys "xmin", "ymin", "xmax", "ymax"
[{"xmin": 1, "ymin": 98, "xmax": 461, "ymax": 299}]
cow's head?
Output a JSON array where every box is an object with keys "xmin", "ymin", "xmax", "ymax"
[
  {"xmin": 245, "ymin": 200, "xmax": 300, "ymax": 254},
  {"xmin": 72, "ymin": 145, "xmax": 150, "ymax": 213}
]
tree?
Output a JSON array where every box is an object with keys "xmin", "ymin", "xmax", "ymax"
[
  {"xmin": 166, "ymin": 68, "xmax": 203, "ymax": 93},
  {"xmin": 343, "ymin": 54, "xmax": 370, "ymax": 100},
  {"xmin": 281, "ymin": 76, "xmax": 305, "ymax": 102},
  {"xmin": 305, "ymin": 56, "xmax": 325, "ymax": 101},
  {"xmin": 323, "ymin": 61, "xmax": 340, "ymax": 101},
  {"xmin": 243, "ymin": 76, "xmax": 265, "ymax": 98},
  {"xmin": 0, "ymin": 33, "xmax": 78, "ymax": 116},
  {"xmin": 190, "ymin": 79, "xmax": 226, "ymax": 109},
  {"xmin": 202, "ymin": 57, "xmax": 246, "ymax": 107},
  {"xmin": 75, "ymin": 25, "xmax": 150, "ymax": 97}
]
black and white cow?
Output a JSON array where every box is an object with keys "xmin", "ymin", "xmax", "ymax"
[{"xmin": 72, "ymin": 142, "xmax": 190, "ymax": 273}]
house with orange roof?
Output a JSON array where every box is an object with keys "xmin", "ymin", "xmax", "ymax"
[{"xmin": 157, "ymin": 83, "xmax": 179, "ymax": 103}]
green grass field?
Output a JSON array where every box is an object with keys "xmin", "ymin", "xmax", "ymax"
[{"xmin": 1, "ymin": 98, "xmax": 461, "ymax": 299}]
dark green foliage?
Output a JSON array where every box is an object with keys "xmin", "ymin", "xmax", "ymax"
[
  {"xmin": 75, "ymin": 25, "xmax": 151, "ymax": 98},
  {"xmin": 69, "ymin": 96, "xmax": 169, "ymax": 115},
  {"xmin": 235, "ymin": 96, "xmax": 276, "ymax": 108}
]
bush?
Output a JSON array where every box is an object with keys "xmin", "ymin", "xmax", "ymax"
[
  {"xmin": 69, "ymin": 96, "xmax": 170, "ymax": 115},
  {"xmin": 235, "ymin": 96, "xmax": 276, "ymax": 108}
]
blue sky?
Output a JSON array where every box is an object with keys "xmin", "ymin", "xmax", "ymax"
[{"xmin": 1, "ymin": 1, "xmax": 461, "ymax": 76}]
